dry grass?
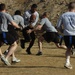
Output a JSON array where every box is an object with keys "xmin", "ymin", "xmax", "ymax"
[{"xmin": 0, "ymin": 42, "xmax": 75, "ymax": 75}]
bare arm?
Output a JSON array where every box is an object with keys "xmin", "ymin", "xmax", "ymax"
[
  {"xmin": 10, "ymin": 21, "xmax": 21, "ymax": 29},
  {"xmin": 27, "ymin": 24, "xmax": 43, "ymax": 34}
]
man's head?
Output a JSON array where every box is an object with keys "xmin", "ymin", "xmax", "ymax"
[
  {"xmin": 42, "ymin": 12, "xmax": 49, "ymax": 18},
  {"xmin": 31, "ymin": 4, "xmax": 37, "ymax": 13},
  {"xmin": 0, "ymin": 3, "xmax": 6, "ymax": 11},
  {"xmin": 68, "ymin": 2, "xmax": 75, "ymax": 11},
  {"xmin": 14, "ymin": 10, "xmax": 21, "ymax": 15},
  {"xmin": 30, "ymin": 14, "xmax": 36, "ymax": 22}
]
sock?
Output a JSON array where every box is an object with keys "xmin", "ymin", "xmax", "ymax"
[
  {"xmin": 6, "ymin": 50, "xmax": 8, "ymax": 52},
  {"xmin": 66, "ymin": 56, "xmax": 70, "ymax": 65}
]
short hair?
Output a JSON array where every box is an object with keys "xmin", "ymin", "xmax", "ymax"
[
  {"xmin": 14, "ymin": 10, "xmax": 21, "ymax": 15},
  {"xmin": 30, "ymin": 14, "xmax": 36, "ymax": 22},
  {"xmin": 43, "ymin": 12, "xmax": 47, "ymax": 16},
  {"xmin": 68, "ymin": 2, "xmax": 75, "ymax": 10},
  {"xmin": 31, "ymin": 4, "xmax": 37, "ymax": 8},
  {"xmin": 0, "ymin": 3, "xmax": 5, "ymax": 11}
]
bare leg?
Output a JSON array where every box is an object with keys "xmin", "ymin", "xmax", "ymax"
[
  {"xmin": 0, "ymin": 47, "xmax": 11, "ymax": 66},
  {"xmin": 65, "ymin": 48, "xmax": 71, "ymax": 65},
  {"xmin": 0, "ymin": 48, "xmax": 3, "ymax": 56},
  {"xmin": 3, "ymin": 42, "xmax": 20, "ymax": 63},
  {"xmin": 38, "ymin": 37, "xmax": 43, "ymax": 52},
  {"xmin": 36, "ymin": 36, "xmax": 44, "ymax": 55},
  {"xmin": 5, "ymin": 41, "xmax": 17, "ymax": 60},
  {"xmin": 55, "ymin": 43, "xmax": 67, "ymax": 49},
  {"xmin": 64, "ymin": 48, "xmax": 72, "ymax": 69},
  {"xmin": 4, "ymin": 46, "xmax": 16, "ymax": 58}
]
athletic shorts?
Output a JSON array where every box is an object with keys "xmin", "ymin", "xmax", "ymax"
[
  {"xmin": 1, "ymin": 32, "xmax": 18, "ymax": 45},
  {"xmin": 8, "ymin": 25, "xmax": 19, "ymax": 40},
  {"xmin": 0, "ymin": 25, "xmax": 19, "ymax": 46},
  {"xmin": 0, "ymin": 33, "xmax": 4, "ymax": 47},
  {"xmin": 64, "ymin": 36, "xmax": 75, "ymax": 48},
  {"xmin": 42, "ymin": 32, "xmax": 59, "ymax": 43}
]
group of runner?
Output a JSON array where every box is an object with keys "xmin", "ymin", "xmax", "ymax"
[{"xmin": 0, "ymin": 2, "xmax": 75, "ymax": 69}]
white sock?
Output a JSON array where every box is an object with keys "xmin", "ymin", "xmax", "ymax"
[
  {"xmin": 66, "ymin": 56, "xmax": 70, "ymax": 65},
  {"xmin": 6, "ymin": 50, "xmax": 8, "ymax": 52}
]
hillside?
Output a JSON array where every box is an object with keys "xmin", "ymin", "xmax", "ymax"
[{"xmin": 0, "ymin": 0, "xmax": 75, "ymax": 25}]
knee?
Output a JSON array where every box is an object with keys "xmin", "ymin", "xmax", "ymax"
[{"xmin": 12, "ymin": 41, "xmax": 18, "ymax": 47}]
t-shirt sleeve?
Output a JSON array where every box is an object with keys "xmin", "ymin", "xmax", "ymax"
[
  {"xmin": 20, "ymin": 17, "xmax": 25, "ymax": 28},
  {"xmin": 23, "ymin": 12, "xmax": 29, "ymax": 25},
  {"xmin": 6, "ymin": 13, "xmax": 14, "ymax": 22},
  {"xmin": 40, "ymin": 18, "xmax": 45, "ymax": 26},
  {"xmin": 56, "ymin": 15, "xmax": 63, "ymax": 28}
]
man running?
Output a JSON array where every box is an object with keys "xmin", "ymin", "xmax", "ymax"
[
  {"xmin": 3, "ymin": 10, "xmax": 25, "ymax": 63},
  {"xmin": 56, "ymin": 2, "xmax": 75, "ymax": 69},
  {"xmin": 0, "ymin": 3, "xmax": 21, "ymax": 66},
  {"xmin": 20, "ymin": 4, "xmax": 39, "ymax": 54}
]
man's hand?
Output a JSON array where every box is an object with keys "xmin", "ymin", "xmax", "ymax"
[
  {"xmin": 16, "ymin": 26, "xmax": 23, "ymax": 31},
  {"xmin": 27, "ymin": 29, "xmax": 32, "ymax": 34}
]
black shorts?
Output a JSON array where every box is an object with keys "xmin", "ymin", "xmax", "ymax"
[
  {"xmin": 8, "ymin": 25, "xmax": 19, "ymax": 40},
  {"xmin": 42, "ymin": 32, "xmax": 59, "ymax": 43},
  {"xmin": 1, "ymin": 32, "xmax": 18, "ymax": 45},
  {"xmin": 0, "ymin": 33, "xmax": 4, "ymax": 47},
  {"xmin": 22, "ymin": 26, "xmax": 35, "ymax": 42},
  {"xmin": 0, "ymin": 25, "xmax": 19, "ymax": 46},
  {"xmin": 64, "ymin": 36, "xmax": 75, "ymax": 48}
]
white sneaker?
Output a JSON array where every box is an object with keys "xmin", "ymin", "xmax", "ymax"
[
  {"xmin": 1, "ymin": 55, "xmax": 11, "ymax": 66},
  {"xmin": 64, "ymin": 63, "xmax": 73, "ymax": 69},
  {"xmin": 12, "ymin": 57, "xmax": 20, "ymax": 63}
]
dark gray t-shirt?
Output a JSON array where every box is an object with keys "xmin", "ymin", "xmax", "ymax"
[
  {"xmin": 40, "ymin": 17, "xmax": 57, "ymax": 32},
  {"xmin": 0, "ymin": 12, "xmax": 13, "ymax": 32}
]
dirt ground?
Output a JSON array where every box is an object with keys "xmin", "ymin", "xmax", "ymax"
[{"xmin": 0, "ymin": 42, "xmax": 75, "ymax": 75}]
